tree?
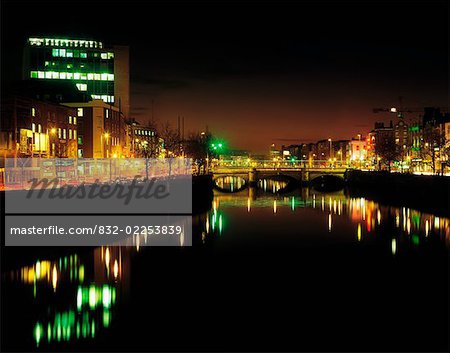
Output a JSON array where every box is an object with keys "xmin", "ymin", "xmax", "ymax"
[
  {"xmin": 376, "ymin": 137, "xmax": 400, "ymax": 172},
  {"xmin": 183, "ymin": 132, "xmax": 209, "ymax": 174},
  {"xmin": 421, "ymin": 123, "xmax": 446, "ymax": 174},
  {"xmin": 159, "ymin": 122, "xmax": 180, "ymax": 156}
]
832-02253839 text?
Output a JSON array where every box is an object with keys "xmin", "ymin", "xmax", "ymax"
[{"xmin": 9, "ymin": 225, "xmax": 184, "ymax": 236}]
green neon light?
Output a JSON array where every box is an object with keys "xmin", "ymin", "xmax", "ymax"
[{"xmin": 30, "ymin": 71, "xmax": 114, "ymax": 81}]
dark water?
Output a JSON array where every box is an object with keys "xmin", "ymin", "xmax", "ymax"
[{"xmin": 1, "ymin": 185, "xmax": 449, "ymax": 352}]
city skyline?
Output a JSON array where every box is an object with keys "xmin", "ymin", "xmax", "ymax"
[{"xmin": 2, "ymin": 0, "xmax": 447, "ymax": 153}]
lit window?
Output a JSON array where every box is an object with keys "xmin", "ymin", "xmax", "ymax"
[
  {"xmin": 32, "ymin": 108, "xmax": 36, "ymax": 117},
  {"xmin": 73, "ymin": 50, "xmax": 79, "ymax": 58},
  {"xmin": 67, "ymin": 63, "xmax": 73, "ymax": 69},
  {"xmin": 77, "ymin": 108, "xmax": 83, "ymax": 117},
  {"xmin": 66, "ymin": 50, "xmax": 73, "ymax": 58},
  {"xmin": 69, "ymin": 116, "xmax": 72, "ymax": 124},
  {"xmin": 101, "ymin": 53, "xmax": 108, "ymax": 59},
  {"xmin": 74, "ymin": 73, "xmax": 80, "ymax": 80},
  {"xmin": 94, "ymin": 73, "xmax": 101, "ymax": 80},
  {"xmin": 30, "ymin": 71, "xmax": 38, "ymax": 78},
  {"xmin": 107, "ymin": 52, "xmax": 114, "ymax": 59},
  {"xmin": 63, "ymin": 129, "xmax": 66, "ymax": 139},
  {"xmin": 87, "ymin": 73, "xmax": 94, "ymax": 80},
  {"xmin": 105, "ymin": 109, "xmax": 109, "ymax": 118},
  {"xmin": 78, "ymin": 136, "xmax": 83, "ymax": 145},
  {"xmin": 52, "ymin": 72, "xmax": 59, "ymax": 79},
  {"xmin": 66, "ymin": 72, "xmax": 73, "ymax": 79},
  {"xmin": 80, "ymin": 52, "xmax": 87, "ymax": 58},
  {"xmin": 80, "ymin": 73, "xmax": 87, "ymax": 80},
  {"xmin": 32, "ymin": 123, "xmax": 36, "ymax": 132},
  {"xmin": 60, "ymin": 49, "xmax": 66, "ymax": 57},
  {"xmin": 58, "ymin": 128, "xmax": 62, "ymax": 139},
  {"xmin": 38, "ymin": 71, "xmax": 45, "ymax": 79},
  {"xmin": 60, "ymin": 72, "xmax": 66, "ymax": 79},
  {"xmin": 38, "ymin": 124, "xmax": 42, "ymax": 133},
  {"xmin": 52, "ymin": 49, "xmax": 59, "ymax": 57},
  {"xmin": 100, "ymin": 73, "xmax": 107, "ymax": 81},
  {"xmin": 45, "ymin": 72, "xmax": 52, "ymax": 79},
  {"xmin": 74, "ymin": 130, "xmax": 77, "ymax": 139},
  {"xmin": 107, "ymin": 74, "xmax": 114, "ymax": 81},
  {"xmin": 69, "ymin": 129, "xmax": 72, "ymax": 139}
]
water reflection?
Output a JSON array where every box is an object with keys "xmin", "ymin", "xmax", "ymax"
[
  {"xmin": 214, "ymin": 176, "xmax": 246, "ymax": 192},
  {"xmin": 199, "ymin": 188, "xmax": 450, "ymax": 251},
  {"xmin": 214, "ymin": 176, "xmax": 290, "ymax": 193},
  {"xmin": 257, "ymin": 179, "xmax": 289, "ymax": 193},
  {"xmin": 4, "ymin": 246, "xmax": 131, "ymax": 348},
  {"xmin": 2, "ymin": 187, "xmax": 449, "ymax": 350}
]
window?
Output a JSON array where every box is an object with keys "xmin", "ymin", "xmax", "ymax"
[
  {"xmin": 74, "ymin": 130, "xmax": 77, "ymax": 140},
  {"xmin": 32, "ymin": 123, "xmax": 36, "ymax": 132},
  {"xmin": 77, "ymin": 108, "xmax": 83, "ymax": 117},
  {"xmin": 107, "ymin": 74, "xmax": 114, "ymax": 81},
  {"xmin": 38, "ymin": 124, "xmax": 42, "ymax": 133},
  {"xmin": 107, "ymin": 52, "xmax": 114, "ymax": 59},
  {"xmin": 44, "ymin": 61, "xmax": 50, "ymax": 67},
  {"xmin": 76, "ymin": 83, "xmax": 87, "ymax": 91},
  {"xmin": 63, "ymin": 129, "xmax": 66, "ymax": 139},
  {"xmin": 69, "ymin": 129, "xmax": 72, "ymax": 139},
  {"xmin": 52, "ymin": 49, "xmax": 59, "ymax": 57},
  {"xmin": 80, "ymin": 52, "xmax": 87, "ymax": 58},
  {"xmin": 68, "ymin": 116, "xmax": 72, "ymax": 124},
  {"xmin": 38, "ymin": 71, "xmax": 45, "ymax": 79},
  {"xmin": 78, "ymin": 149, "xmax": 83, "ymax": 158},
  {"xmin": 66, "ymin": 73, "xmax": 73, "ymax": 79},
  {"xmin": 45, "ymin": 72, "xmax": 52, "ymax": 79},
  {"xmin": 66, "ymin": 50, "xmax": 73, "ymax": 58},
  {"xmin": 78, "ymin": 136, "xmax": 83, "ymax": 145},
  {"xmin": 101, "ymin": 52, "xmax": 108, "ymax": 59},
  {"xmin": 58, "ymin": 128, "xmax": 62, "ymax": 139},
  {"xmin": 73, "ymin": 117, "xmax": 77, "ymax": 125},
  {"xmin": 52, "ymin": 72, "xmax": 59, "ymax": 79},
  {"xmin": 105, "ymin": 109, "xmax": 109, "ymax": 118},
  {"xmin": 87, "ymin": 73, "xmax": 94, "ymax": 80},
  {"xmin": 31, "ymin": 108, "xmax": 36, "ymax": 117},
  {"xmin": 74, "ymin": 73, "xmax": 80, "ymax": 80},
  {"xmin": 60, "ymin": 49, "xmax": 66, "ymax": 57},
  {"xmin": 80, "ymin": 73, "xmax": 87, "ymax": 80},
  {"xmin": 60, "ymin": 72, "xmax": 66, "ymax": 79}
]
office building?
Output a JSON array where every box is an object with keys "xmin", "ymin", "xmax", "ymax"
[{"xmin": 23, "ymin": 37, "xmax": 130, "ymax": 119}]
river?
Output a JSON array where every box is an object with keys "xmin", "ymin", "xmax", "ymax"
[{"xmin": 1, "ymin": 182, "xmax": 449, "ymax": 351}]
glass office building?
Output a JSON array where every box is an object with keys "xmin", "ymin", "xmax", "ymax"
[{"xmin": 23, "ymin": 37, "xmax": 129, "ymax": 118}]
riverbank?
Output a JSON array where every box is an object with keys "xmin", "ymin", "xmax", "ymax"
[{"xmin": 345, "ymin": 170, "xmax": 450, "ymax": 217}]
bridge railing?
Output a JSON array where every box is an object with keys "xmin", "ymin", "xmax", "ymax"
[{"xmin": 214, "ymin": 160, "xmax": 350, "ymax": 170}]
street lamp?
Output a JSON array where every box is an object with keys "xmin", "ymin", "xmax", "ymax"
[
  {"xmin": 103, "ymin": 132, "xmax": 110, "ymax": 158},
  {"xmin": 328, "ymin": 138, "xmax": 332, "ymax": 161},
  {"xmin": 50, "ymin": 128, "xmax": 57, "ymax": 157}
]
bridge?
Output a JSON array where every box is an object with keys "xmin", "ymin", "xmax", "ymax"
[{"xmin": 211, "ymin": 160, "xmax": 349, "ymax": 186}]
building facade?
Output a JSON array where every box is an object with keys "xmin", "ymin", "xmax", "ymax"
[
  {"xmin": 23, "ymin": 37, "xmax": 129, "ymax": 119},
  {"xmin": 0, "ymin": 95, "xmax": 77, "ymax": 158},
  {"xmin": 63, "ymin": 100, "xmax": 125, "ymax": 158}
]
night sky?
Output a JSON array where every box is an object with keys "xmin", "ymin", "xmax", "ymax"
[{"xmin": 2, "ymin": 0, "xmax": 448, "ymax": 153}]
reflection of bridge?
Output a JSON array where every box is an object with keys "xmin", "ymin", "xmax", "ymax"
[{"xmin": 212, "ymin": 163, "xmax": 348, "ymax": 184}]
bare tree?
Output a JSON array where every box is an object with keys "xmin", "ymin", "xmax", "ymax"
[
  {"xmin": 376, "ymin": 137, "xmax": 400, "ymax": 172},
  {"xmin": 159, "ymin": 121, "xmax": 180, "ymax": 156}
]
